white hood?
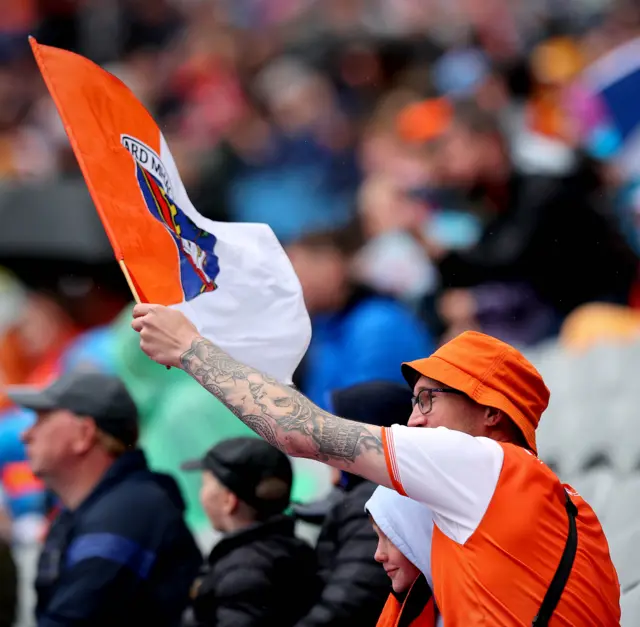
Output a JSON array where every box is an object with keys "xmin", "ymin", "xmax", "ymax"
[{"xmin": 365, "ymin": 485, "xmax": 435, "ymax": 589}]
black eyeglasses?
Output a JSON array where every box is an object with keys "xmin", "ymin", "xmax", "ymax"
[{"xmin": 411, "ymin": 388, "xmax": 465, "ymax": 415}]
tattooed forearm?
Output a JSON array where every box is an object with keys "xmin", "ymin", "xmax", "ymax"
[
  {"xmin": 242, "ymin": 415, "xmax": 280, "ymax": 449},
  {"xmin": 317, "ymin": 415, "xmax": 384, "ymax": 460},
  {"xmin": 179, "ymin": 337, "xmax": 384, "ymax": 467}
]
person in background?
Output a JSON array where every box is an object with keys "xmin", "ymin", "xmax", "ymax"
[
  {"xmin": 416, "ymin": 99, "xmax": 638, "ymax": 342},
  {"xmin": 7, "ymin": 370, "xmax": 202, "ymax": 627},
  {"xmin": 0, "ymin": 539, "xmax": 17, "ymax": 627},
  {"xmin": 287, "ymin": 225, "xmax": 435, "ymax": 407},
  {"xmin": 0, "ymin": 288, "xmax": 90, "ymax": 542},
  {"xmin": 367, "ymin": 487, "xmax": 438, "ymax": 627},
  {"xmin": 293, "ymin": 381, "xmax": 413, "ymax": 627},
  {"xmin": 0, "ymin": 407, "xmax": 48, "ymax": 545},
  {"xmin": 0, "ymin": 491, "xmax": 10, "ymax": 541},
  {"xmin": 0, "ymin": 488, "xmax": 17, "ymax": 627},
  {"xmin": 181, "ymin": 437, "xmax": 318, "ymax": 627}
]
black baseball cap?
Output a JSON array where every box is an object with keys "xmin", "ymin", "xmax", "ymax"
[
  {"xmin": 182, "ymin": 437, "xmax": 293, "ymax": 516},
  {"xmin": 6, "ymin": 371, "xmax": 139, "ymax": 447}
]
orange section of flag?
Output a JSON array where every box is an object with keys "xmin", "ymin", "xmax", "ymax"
[{"xmin": 29, "ymin": 38, "xmax": 184, "ymax": 305}]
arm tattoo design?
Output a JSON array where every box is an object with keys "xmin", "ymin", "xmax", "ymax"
[
  {"xmin": 242, "ymin": 415, "xmax": 279, "ymax": 449},
  {"xmin": 180, "ymin": 338, "xmax": 383, "ymax": 465}
]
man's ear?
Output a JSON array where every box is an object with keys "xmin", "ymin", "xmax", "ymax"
[
  {"xmin": 73, "ymin": 415, "xmax": 98, "ymax": 455},
  {"xmin": 223, "ymin": 491, "xmax": 239, "ymax": 517},
  {"xmin": 483, "ymin": 406, "xmax": 504, "ymax": 427}
]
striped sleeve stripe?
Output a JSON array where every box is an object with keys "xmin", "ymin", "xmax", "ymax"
[
  {"xmin": 382, "ymin": 427, "xmax": 407, "ymax": 496},
  {"xmin": 65, "ymin": 533, "xmax": 156, "ymax": 579}
]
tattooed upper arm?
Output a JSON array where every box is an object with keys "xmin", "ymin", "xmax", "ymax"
[{"xmin": 179, "ymin": 337, "xmax": 393, "ymax": 488}]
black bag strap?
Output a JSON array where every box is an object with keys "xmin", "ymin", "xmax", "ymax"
[
  {"xmin": 398, "ymin": 574, "xmax": 434, "ymax": 627},
  {"xmin": 532, "ymin": 489, "xmax": 579, "ymax": 626}
]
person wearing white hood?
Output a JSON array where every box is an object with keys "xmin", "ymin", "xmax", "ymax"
[{"xmin": 366, "ymin": 486, "xmax": 441, "ymax": 627}]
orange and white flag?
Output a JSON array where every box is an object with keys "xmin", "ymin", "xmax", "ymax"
[{"xmin": 30, "ymin": 38, "xmax": 310, "ymax": 384}]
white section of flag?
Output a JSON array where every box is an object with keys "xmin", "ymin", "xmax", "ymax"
[{"xmin": 159, "ymin": 135, "xmax": 311, "ymax": 384}]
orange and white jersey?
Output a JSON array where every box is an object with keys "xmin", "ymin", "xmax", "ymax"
[{"xmin": 375, "ymin": 425, "xmax": 620, "ymax": 626}]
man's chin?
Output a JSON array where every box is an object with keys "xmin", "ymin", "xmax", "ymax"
[{"xmin": 30, "ymin": 466, "xmax": 47, "ymax": 480}]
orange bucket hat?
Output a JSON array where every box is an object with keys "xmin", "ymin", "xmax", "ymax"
[
  {"xmin": 401, "ymin": 331, "xmax": 550, "ymax": 454},
  {"xmin": 396, "ymin": 97, "xmax": 453, "ymax": 144}
]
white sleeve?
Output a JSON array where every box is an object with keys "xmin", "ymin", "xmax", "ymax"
[{"xmin": 382, "ymin": 425, "xmax": 504, "ymax": 544}]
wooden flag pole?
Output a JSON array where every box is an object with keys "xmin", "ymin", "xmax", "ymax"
[
  {"xmin": 119, "ymin": 260, "xmax": 171, "ymax": 369},
  {"xmin": 118, "ymin": 259, "xmax": 141, "ymax": 304}
]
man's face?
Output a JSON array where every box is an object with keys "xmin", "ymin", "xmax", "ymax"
[
  {"xmin": 408, "ymin": 375, "xmax": 485, "ymax": 436},
  {"xmin": 287, "ymin": 244, "xmax": 347, "ymax": 314},
  {"xmin": 21, "ymin": 409, "xmax": 91, "ymax": 479},
  {"xmin": 372, "ymin": 521, "xmax": 420, "ymax": 594},
  {"xmin": 199, "ymin": 471, "xmax": 233, "ymax": 532},
  {"xmin": 437, "ymin": 123, "xmax": 486, "ymax": 189},
  {"xmin": 15, "ymin": 295, "xmax": 67, "ymax": 361}
]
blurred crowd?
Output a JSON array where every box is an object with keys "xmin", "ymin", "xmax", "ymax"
[
  {"xmin": 3, "ymin": 0, "xmax": 640, "ymax": 334},
  {"xmin": 2, "ymin": 0, "xmax": 640, "ymax": 623}
]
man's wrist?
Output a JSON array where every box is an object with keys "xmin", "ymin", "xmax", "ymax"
[{"xmin": 176, "ymin": 332, "xmax": 206, "ymax": 369}]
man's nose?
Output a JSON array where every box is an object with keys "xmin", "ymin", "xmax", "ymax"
[
  {"xmin": 407, "ymin": 410, "xmax": 428, "ymax": 428},
  {"xmin": 21, "ymin": 426, "xmax": 33, "ymax": 444}
]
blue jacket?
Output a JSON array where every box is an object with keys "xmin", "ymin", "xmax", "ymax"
[
  {"xmin": 35, "ymin": 450, "xmax": 202, "ymax": 627},
  {"xmin": 301, "ymin": 289, "xmax": 435, "ymax": 408}
]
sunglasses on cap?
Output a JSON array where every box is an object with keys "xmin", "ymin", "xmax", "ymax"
[{"xmin": 411, "ymin": 388, "xmax": 465, "ymax": 415}]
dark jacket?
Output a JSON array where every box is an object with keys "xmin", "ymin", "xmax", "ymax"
[
  {"xmin": 294, "ymin": 478, "xmax": 389, "ymax": 627},
  {"xmin": 188, "ymin": 515, "xmax": 318, "ymax": 627},
  {"xmin": 438, "ymin": 166, "xmax": 638, "ymax": 315},
  {"xmin": 0, "ymin": 540, "xmax": 17, "ymax": 627},
  {"xmin": 35, "ymin": 450, "xmax": 202, "ymax": 627},
  {"xmin": 377, "ymin": 575, "xmax": 436, "ymax": 627}
]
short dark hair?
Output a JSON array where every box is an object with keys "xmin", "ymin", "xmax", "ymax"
[
  {"xmin": 289, "ymin": 220, "xmax": 365, "ymax": 257},
  {"xmin": 451, "ymin": 100, "xmax": 501, "ymax": 136}
]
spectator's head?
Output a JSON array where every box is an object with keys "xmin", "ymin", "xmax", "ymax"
[
  {"xmin": 357, "ymin": 176, "xmax": 426, "ymax": 239},
  {"xmin": 370, "ymin": 518, "xmax": 420, "ymax": 593},
  {"xmin": 13, "ymin": 291, "xmax": 77, "ymax": 362},
  {"xmin": 330, "ymin": 381, "xmax": 414, "ymax": 489},
  {"xmin": 401, "ymin": 331, "xmax": 549, "ymax": 454},
  {"xmin": 331, "ymin": 381, "xmax": 413, "ymax": 428},
  {"xmin": 253, "ymin": 57, "xmax": 335, "ymax": 134},
  {"xmin": 366, "ymin": 486, "xmax": 433, "ymax": 594},
  {"xmin": 397, "ymin": 98, "xmax": 508, "ymax": 191},
  {"xmin": 436, "ymin": 100, "xmax": 508, "ymax": 190},
  {"xmin": 286, "ymin": 225, "xmax": 363, "ymax": 315},
  {"xmin": 182, "ymin": 437, "xmax": 293, "ymax": 533},
  {"xmin": 10, "ymin": 372, "xmax": 139, "ymax": 508}
]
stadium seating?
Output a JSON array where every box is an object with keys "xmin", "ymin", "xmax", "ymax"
[
  {"xmin": 621, "ymin": 583, "xmax": 640, "ymax": 626},
  {"xmin": 527, "ymin": 337, "xmax": 640, "ymax": 618}
]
